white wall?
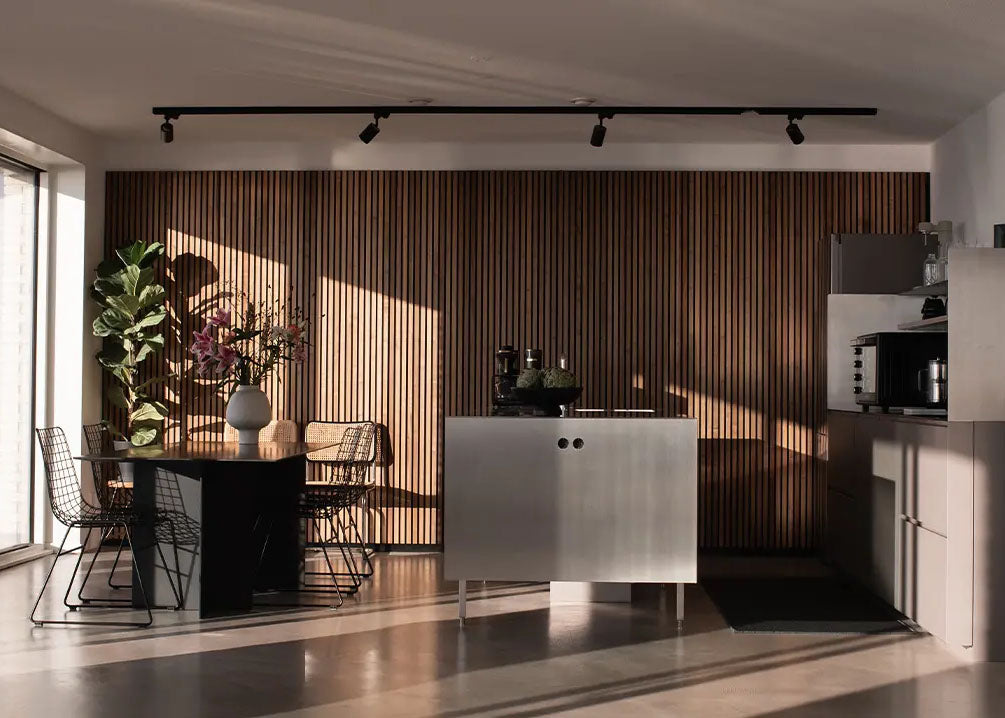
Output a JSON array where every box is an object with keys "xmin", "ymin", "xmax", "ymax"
[
  {"xmin": 0, "ymin": 84, "xmax": 104, "ymax": 545},
  {"xmin": 932, "ymin": 89, "xmax": 1005, "ymax": 248},
  {"xmin": 103, "ymin": 139, "xmax": 931, "ymax": 172}
]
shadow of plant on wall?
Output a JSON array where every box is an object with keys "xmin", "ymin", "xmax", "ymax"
[{"xmin": 160, "ymin": 251, "xmax": 230, "ymax": 441}]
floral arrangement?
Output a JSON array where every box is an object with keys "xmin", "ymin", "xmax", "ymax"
[{"xmin": 189, "ymin": 291, "xmax": 309, "ymax": 392}]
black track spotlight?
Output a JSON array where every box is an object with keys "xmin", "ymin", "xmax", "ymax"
[
  {"xmin": 786, "ymin": 115, "xmax": 805, "ymax": 145},
  {"xmin": 590, "ymin": 113, "xmax": 611, "ymax": 147},
  {"xmin": 160, "ymin": 118, "xmax": 174, "ymax": 144},
  {"xmin": 359, "ymin": 111, "xmax": 388, "ymax": 144}
]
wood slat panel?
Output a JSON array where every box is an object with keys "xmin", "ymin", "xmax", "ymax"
[{"xmin": 103, "ymin": 170, "xmax": 929, "ymax": 550}]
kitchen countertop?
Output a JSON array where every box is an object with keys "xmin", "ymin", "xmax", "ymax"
[
  {"xmin": 828, "ymin": 408, "xmax": 948, "ymax": 427},
  {"xmin": 454, "ymin": 409, "xmax": 693, "ymax": 419}
]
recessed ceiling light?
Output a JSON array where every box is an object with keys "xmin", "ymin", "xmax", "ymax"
[
  {"xmin": 408, "ymin": 98, "xmax": 433, "ymax": 106},
  {"xmin": 571, "ymin": 97, "xmax": 598, "ymax": 106}
]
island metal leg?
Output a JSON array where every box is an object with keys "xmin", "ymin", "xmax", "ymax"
[
  {"xmin": 458, "ymin": 579, "xmax": 466, "ymax": 623},
  {"xmin": 676, "ymin": 582, "xmax": 685, "ymax": 628}
]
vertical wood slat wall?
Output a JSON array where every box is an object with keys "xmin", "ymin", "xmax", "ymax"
[{"xmin": 103, "ymin": 170, "xmax": 929, "ymax": 551}]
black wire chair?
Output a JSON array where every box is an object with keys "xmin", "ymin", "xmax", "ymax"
[
  {"xmin": 304, "ymin": 421, "xmax": 378, "ymax": 588},
  {"xmin": 254, "ymin": 423, "xmax": 375, "ymax": 607},
  {"xmin": 81, "ymin": 423, "xmax": 133, "ymax": 591},
  {"xmin": 79, "ymin": 423, "xmax": 200, "ymax": 609},
  {"xmin": 30, "ymin": 427, "xmax": 179, "ymax": 627}
]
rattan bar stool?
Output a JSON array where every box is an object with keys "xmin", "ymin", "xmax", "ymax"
[{"xmin": 30, "ymin": 427, "xmax": 179, "ymax": 627}]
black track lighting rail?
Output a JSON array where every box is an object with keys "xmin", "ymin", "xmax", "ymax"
[{"xmin": 153, "ymin": 105, "xmax": 876, "ymax": 119}]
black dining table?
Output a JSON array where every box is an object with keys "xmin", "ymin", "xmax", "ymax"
[{"xmin": 77, "ymin": 441, "xmax": 333, "ymax": 618}]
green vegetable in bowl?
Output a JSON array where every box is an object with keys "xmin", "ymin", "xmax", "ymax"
[
  {"xmin": 516, "ymin": 368, "xmax": 545, "ymax": 389},
  {"xmin": 543, "ymin": 367, "xmax": 578, "ymax": 388}
]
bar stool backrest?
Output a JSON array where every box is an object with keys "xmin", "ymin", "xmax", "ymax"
[
  {"xmin": 36, "ymin": 427, "xmax": 90, "ymax": 526},
  {"xmin": 223, "ymin": 419, "xmax": 299, "ymax": 443},
  {"xmin": 304, "ymin": 421, "xmax": 376, "ymax": 484}
]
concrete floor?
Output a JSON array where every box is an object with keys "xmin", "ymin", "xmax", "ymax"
[{"xmin": 0, "ymin": 550, "xmax": 1001, "ymax": 717}]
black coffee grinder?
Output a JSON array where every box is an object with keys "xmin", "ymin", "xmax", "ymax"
[{"xmin": 492, "ymin": 345, "xmax": 520, "ymax": 413}]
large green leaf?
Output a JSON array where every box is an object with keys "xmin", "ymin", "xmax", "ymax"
[
  {"xmin": 138, "ymin": 242, "xmax": 165, "ymax": 268},
  {"xmin": 106, "ymin": 294, "xmax": 140, "ymax": 318},
  {"xmin": 121, "ymin": 265, "xmax": 155, "ymax": 296},
  {"xmin": 93, "ymin": 275, "xmax": 124, "ymax": 299},
  {"xmin": 130, "ymin": 308, "xmax": 167, "ymax": 332},
  {"xmin": 115, "ymin": 241, "xmax": 146, "ymax": 268},
  {"xmin": 96, "ymin": 257, "xmax": 124, "ymax": 279},
  {"xmin": 107, "ymin": 384, "xmax": 130, "ymax": 410},
  {"xmin": 147, "ymin": 399, "xmax": 169, "ymax": 417},
  {"xmin": 120, "ymin": 264, "xmax": 141, "ymax": 295},
  {"xmin": 134, "ymin": 335, "xmax": 165, "ymax": 364},
  {"xmin": 93, "ymin": 309, "xmax": 132, "ymax": 337},
  {"xmin": 138, "ymin": 284, "xmax": 165, "ymax": 309},
  {"xmin": 96, "ymin": 344, "xmax": 128, "ymax": 369},
  {"xmin": 130, "ymin": 426, "xmax": 159, "ymax": 447},
  {"xmin": 131, "ymin": 402, "xmax": 168, "ymax": 423}
]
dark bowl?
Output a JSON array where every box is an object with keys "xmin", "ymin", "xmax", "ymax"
[{"xmin": 512, "ymin": 387, "xmax": 583, "ymax": 414}]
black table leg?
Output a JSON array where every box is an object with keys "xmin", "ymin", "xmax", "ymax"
[
  {"xmin": 200, "ymin": 461, "xmax": 256, "ymax": 617},
  {"xmin": 255, "ymin": 456, "xmax": 305, "ymax": 591},
  {"xmin": 131, "ymin": 462, "xmax": 157, "ymax": 609}
]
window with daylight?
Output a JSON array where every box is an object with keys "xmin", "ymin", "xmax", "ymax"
[{"xmin": 0, "ymin": 154, "xmax": 40, "ymax": 551}]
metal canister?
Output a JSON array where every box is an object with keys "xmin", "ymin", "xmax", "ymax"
[
  {"xmin": 926, "ymin": 358, "xmax": 948, "ymax": 405},
  {"xmin": 524, "ymin": 348, "xmax": 543, "ymax": 370}
]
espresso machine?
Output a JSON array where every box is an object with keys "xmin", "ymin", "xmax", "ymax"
[{"xmin": 491, "ymin": 345, "xmax": 521, "ymax": 414}]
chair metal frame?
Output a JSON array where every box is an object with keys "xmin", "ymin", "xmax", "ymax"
[
  {"xmin": 80, "ymin": 424, "xmax": 202, "ymax": 610},
  {"xmin": 304, "ymin": 421, "xmax": 378, "ymax": 587},
  {"xmin": 253, "ymin": 422, "xmax": 375, "ymax": 607},
  {"xmin": 31, "ymin": 427, "xmax": 180, "ymax": 628}
]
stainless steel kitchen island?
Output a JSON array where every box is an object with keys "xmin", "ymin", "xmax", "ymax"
[{"xmin": 444, "ymin": 414, "xmax": 698, "ymax": 624}]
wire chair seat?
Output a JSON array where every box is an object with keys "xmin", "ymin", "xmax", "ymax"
[{"xmin": 153, "ymin": 509, "xmax": 201, "ymax": 545}]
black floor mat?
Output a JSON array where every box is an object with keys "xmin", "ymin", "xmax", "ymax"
[{"xmin": 702, "ymin": 577, "xmax": 915, "ymax": 634}]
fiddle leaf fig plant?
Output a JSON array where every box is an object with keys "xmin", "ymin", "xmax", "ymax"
[{"xmin": 91, "ymin": 240, "xmax": 170, "ymax": 446}]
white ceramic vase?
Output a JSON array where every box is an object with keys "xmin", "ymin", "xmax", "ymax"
[{"xmin": 226, "ymin": 384, "xmax": 272, "ymax": 444}]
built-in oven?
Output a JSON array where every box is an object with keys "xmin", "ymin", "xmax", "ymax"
[{"xmin": 851, "ymin": 332, "xmax": 947, "ymax": 411}]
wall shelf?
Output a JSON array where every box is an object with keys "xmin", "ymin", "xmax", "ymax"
[
  {"xmin": 898, "ymin": 315, "xmax": 948, "ymax": 331},
  {"xmin": 901, "ymin": 280, "xmax": 947, "ymax": 297}
]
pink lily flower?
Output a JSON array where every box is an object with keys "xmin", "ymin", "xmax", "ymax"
[{"xmin": 208, "ymin": 308, "xmax": 231, "ymax": 327}]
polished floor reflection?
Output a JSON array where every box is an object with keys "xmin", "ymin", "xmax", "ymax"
[{"xmin": 0, "ymin": 551, "xmax": 1001, "ymax": 717}]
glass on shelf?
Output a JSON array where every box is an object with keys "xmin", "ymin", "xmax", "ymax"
[{"xmin": 923, "ymin": 253, "xmax": 939, "ymax": 286}]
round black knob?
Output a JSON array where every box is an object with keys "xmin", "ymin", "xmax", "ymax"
[
  {"xmin": 573, "ymin": 438, "xmax": 584, "ymax": 449},
  {"xmin": 853, "ymin": 360, "xmax": 863, "ymax": 368},
  {"xmin": 558, "ymin": 438, "xmax": 569, "ymax": 449}
]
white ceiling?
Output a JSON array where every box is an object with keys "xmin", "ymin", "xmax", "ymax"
[{"xmin": 4, "ymin": 0, "xmax": 1005, "ymax": 144}]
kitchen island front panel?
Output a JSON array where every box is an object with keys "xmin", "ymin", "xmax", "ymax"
[{"xmin": 444, "ymin": 417, "xmax": 697, "ymax": 584}]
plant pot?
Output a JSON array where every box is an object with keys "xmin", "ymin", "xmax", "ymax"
[
  {"xmin": 226, "ymin": 384, "xmax": 272, "ymax": 444},
  {"xmin": 112, "ymin": 440, "xmax": 135, "ymax": 485}
]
